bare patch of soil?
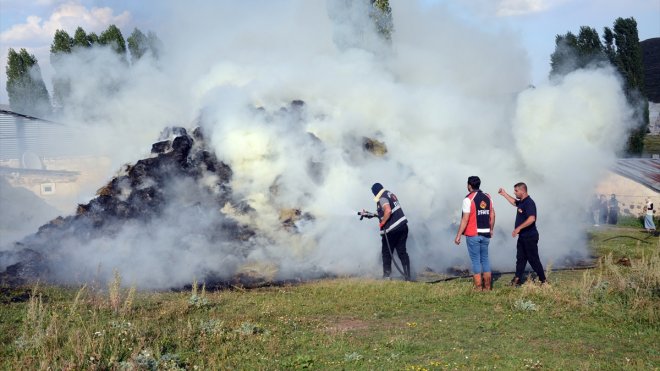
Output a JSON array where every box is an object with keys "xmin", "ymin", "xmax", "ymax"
[{"xmin": 322, "ymin": 318, "xmax": 370, "ymax": 333}]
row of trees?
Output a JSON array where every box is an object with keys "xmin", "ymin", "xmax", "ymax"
[
  {"xmin": 549, "ymin": 17, "xmax": 648, "ymax": 155},
  {"xmin": 6, "ymin": 0, "xmax": 392, "ymax": 119},
  {"xmin": 49, "ymin": 25, "xmax": 161, "ymax": 108},
  {"xmin": 7, "ymin": 4, "xmax": 646, "ymax": 157},
  {"xmin": 50, "ymin": 25, "xmax": 161, "ymax": 65},
  {"xmin": 5, "ymin": 24, "xmax": 161, "ymax": 117}
]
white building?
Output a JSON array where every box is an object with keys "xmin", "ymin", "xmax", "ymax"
[{"xmin": 595, "ymin": 158, "xmax": 660, "ymax": 217}]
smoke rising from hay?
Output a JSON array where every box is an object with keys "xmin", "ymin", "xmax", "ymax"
[{"xmin": 0, "ymin": 1, "xmax": 634, "ymax": 288}]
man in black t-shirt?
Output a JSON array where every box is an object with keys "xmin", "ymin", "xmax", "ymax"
[{"xmin": 498, "ymin": 182, "xmax": 547, "ymax": 285}]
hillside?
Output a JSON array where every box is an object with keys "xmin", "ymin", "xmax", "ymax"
[{"xmin": 641, "ymin": 37, "xmax": 660, "ymax": 103}]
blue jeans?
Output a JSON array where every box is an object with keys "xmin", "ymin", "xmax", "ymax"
[{"xmin": 466, "ymin": 235, "xmax": 491, "ymax": 274}]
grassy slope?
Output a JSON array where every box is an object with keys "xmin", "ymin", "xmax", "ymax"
[{"xmin": 1, "ymin": 228, "xmax": 658, "ymax": 370}]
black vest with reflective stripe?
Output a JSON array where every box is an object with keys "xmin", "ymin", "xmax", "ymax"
[
  {"xmin": 377, "ymin": 190, "xmax": 407, "ymax": 234},
  {"xmin": 465, "ymin": 190, "xmax": 492, "ymax": 237}
]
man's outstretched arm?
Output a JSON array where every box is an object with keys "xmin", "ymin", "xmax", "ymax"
[{"xmin": 498, "ymin": 188, "xmax": 517, "ymax": 206}]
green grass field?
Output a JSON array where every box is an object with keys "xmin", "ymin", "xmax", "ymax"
[{"xmin": 1, "ymin": 228, "xmax": 658, "ymax": 370}]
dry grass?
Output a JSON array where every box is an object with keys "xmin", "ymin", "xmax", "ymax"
[{"xmin": 1, "ymin": 230, "xmax": 658, "ymax": 369}]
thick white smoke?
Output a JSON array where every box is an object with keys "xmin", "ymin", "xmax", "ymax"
[
  {"xmin": 1, "ymin": 1, "xmax": 634, "ymax": 288},
  {"xmin": 0, "ymin": 177, "xmax": 60, "ymax": 246}
]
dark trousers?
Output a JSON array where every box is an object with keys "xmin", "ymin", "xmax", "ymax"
[
  {"xmin": 381, "ymin": 224, "xmax": 410, "ymax": 277},
  {"xmin": 608, "ymin": 210, "xmax": 618, "ymax": 225},
  {"xmin": 515, "ymin": 235, "xmax": 546, "ymax": 282}
]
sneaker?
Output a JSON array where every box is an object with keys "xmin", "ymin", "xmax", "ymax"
[{"xmin": 509, "ymin": 277, "xmax": 520, "ymax": 286}]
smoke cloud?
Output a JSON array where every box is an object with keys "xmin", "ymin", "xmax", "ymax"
[
  {"xmin": 0, "ymin": 177, "xmax": 60, "ymax": 246},
  {"xmin": 0, "ymin": 0, "xmax": 634, "ymax": 288}
]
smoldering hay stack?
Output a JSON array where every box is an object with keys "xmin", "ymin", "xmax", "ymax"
[
  {"xmin": 0, "ymin": 2, "xmax": 636, "ymax": 289},
  {"xmin": 0, "ymin": 103, "xmax": 334, "ymax": 288},
  {"xmin": 0, "ymin": 93, "xmax": 603, "ymax": 289}
]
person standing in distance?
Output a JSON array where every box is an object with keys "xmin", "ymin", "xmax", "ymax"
[
  {"xmin": 608, "ymin": 194, "xmax": 619, "ymax": 225},
  {"xmin": 370, "ymin": 182, "xmax": 411, "ymax": 280},
  {"xmin": 591, "ymin": 194, "xmax": 601, "ymax": 227},
  {"xmin": 454, "ymin": 176, "xmax": 495, "ymax": 291},
  {"xmin": 599, "ymin": 194, "xmax": 609, "ymax": 224},
  {"xmin": 644, "ymin": 198, "xmax": 656, "ymax": 232},
  {"xmin": 498, "ymin": 182, "xmax": 547, "ymax": 285}
]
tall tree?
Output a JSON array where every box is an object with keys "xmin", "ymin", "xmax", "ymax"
[
  {"xmin": 146, "ymin": 31, "xmax": 163, "ymax": 59},
  {"xmin": 87, "ymin": 32, "xmax": 100, "ymax": 45},
  {"xmin": 549, "ymin": 18, "xmax": 647, "ymax": 155},
  {"xmin": 575, "ymin": 26, "xmax": 605, "ymax": 64},
  {"xmin": 50, "ymin": 29, "xmax": 74, "ymax": 107},
  {"xmin": 611, "ymin": 18, "xmax": 644, "ymax": 92},
  {"xmin": 610, "ymin": 17, "xmax": 646, "ymax": 155},
  {"xmin": 602, "ymin": 27, "xmax": 616, "ymax": 64},
  {"xmin": 5, "ymin": 48, "xmax": 51, "ymax": 117},
  {"xmin": 550, "ymin": 32, "xmax": 578, "ymax": 77},
  {"xmin": 127, "ymin": 28, "xmax": 148, "ymax": 63},
  {"xmin": 99, "ymin": 24, "xmax": 127, "ymax": 57},
  {"xmin": 127, "ymin": 28, "xmax": 163, "ymax": 63},
  {"xmin": 550, "ymin": 27, "xmax": 605, "ymax": 77},
  {"xmin": 50, "ymin": 29, "xmax": 73, "ymax": 56},
  {"xmin": 370, "ymin": 0, "xmax": 393, "ymax": 43},
  {"xmin": 73, "ymin": 26, "xmax": 94, "ymax": 48}
]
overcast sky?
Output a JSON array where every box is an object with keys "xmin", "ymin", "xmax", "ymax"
[{"xmin": 0, "ymin": 0, "xmax": 658, "ymax": 105}]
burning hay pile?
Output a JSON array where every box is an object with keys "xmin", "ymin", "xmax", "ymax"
[{"xmin": 0, "ymin": 122, "xmax": 310, "ymax": 289}]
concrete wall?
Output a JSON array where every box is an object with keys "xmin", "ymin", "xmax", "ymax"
[
  {"xmin": 2, "ymin": 156, "xmax": 113, "ymax": 213},
  {"xmin": 595, "ymin": 171, "xmax": 659, "ymax": 217}
]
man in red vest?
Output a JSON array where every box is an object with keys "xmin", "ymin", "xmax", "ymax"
[{"xmin": 454, "ymin": 176, "xmax": 496, "ymax": 291}]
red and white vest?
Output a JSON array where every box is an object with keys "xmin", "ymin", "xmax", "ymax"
[{"xmin": 464, "ymin": 191, "xmax": 493, "ymax": 237}]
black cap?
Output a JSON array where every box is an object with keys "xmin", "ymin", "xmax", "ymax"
[{"xmin": 371, "ymin": 182, "xmax": 383, "ymax": 196}]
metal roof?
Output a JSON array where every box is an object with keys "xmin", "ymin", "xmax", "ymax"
[
  {"xmin": 0, "ymin": 166, "xmax": 79, "ymax": 182},
  {"xmin": 611, "ymin": 158, "xmax": 660, "ymax": 192},
  {"xmin": 0, "ymin": 109, "xmax": 75, "ymax": 162}
]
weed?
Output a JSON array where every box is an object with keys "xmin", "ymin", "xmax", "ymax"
[
  {"xmin": 523, "ymin": 358, "xmax": 543, "ymax": 369},
  {"xmin": 188, "ymin": 294, "xmax": 208, "ymax": 308},
  {"xmin": 236, "ymin": 321, "xmax": 267, "ymax": 335},
  {"xmin": 109, "ymin": 269, "xmax": 122, "ymax": 313},
  {"xmin": 285, "ymin": 355, "xmax": 315, "ymax": 369},
  {"xmin": 513, "ymin": 299, "xmax": 537, "ymax": 311},
  {"xmin": 121, "ymin": 286, "xmax": 136, "ymax": 316},
  {"xmin": 578, "ymin": 249, "xmax": 660, "ymax": 323},
  {"xmin": 344, "ymin": 351, "xmax": 363, "ymax": 362},
  {"xmin": 69, "ymin": 284, "xmax": 87, "ymax": 315},
  {"xmin": 159, "ymin": 353, "xmax": 186, "ymax": 370},
  {"xmin": 544, "ymin": 261, "xmax": 553, "ymax": 282},
  {"xmin": 199, "ymin": 319, "xmax": 224, "ymax": 335},
  {"xmin": 25, "ymin": 286, "xmax": 44, "ymax": 327},
  {"xmin": 135, "ymin": 349, "xmax": 158, "ymax": 370},
  {"xmin": 188, "ymin": 279, "xmax": 209, "ymax": 308},
  {"xmin": 18, "ymin": 284, "xmax": 47, "ymax": 350}
]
